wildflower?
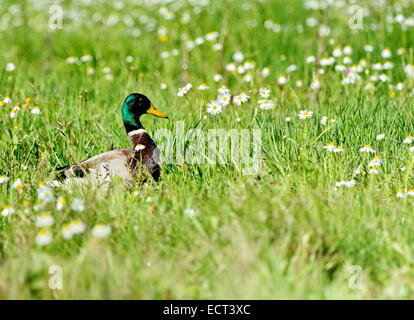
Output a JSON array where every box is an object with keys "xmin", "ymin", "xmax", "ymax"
[
  {"xmin": 319, "ymin": 57, "xmax": 335, "ymax": 66},
  {"xmin": 277, "ymin": 76, "xmax": 288, "ymax": 85},
  {"xmin": 376, "ymin": 134, "xmax": 385, "ymax": 141},
  {"xmin": 225, "ymin": 63, "xmax": 236, "ymax": 72},
  {"xmin": 218, "ymin": 86, "xmax": 230, "ymax": 95},
  {"xmin": 403, "ymin": 136, "xmax": 414, "ymax": 144},
  {"xmin": 213, "ymin": 43, "xmax": 223, "ymax": 51},
  {"xmin": 258, "ymin": 88, "xmax": 271, "ymax": 98},
  {"xmin": 320, "ymin": 116, "xmax": 328, "ymax": 125},
  {"xmin": 70, "ymin": 219, "xmax": 86, "ymax": 234},
  {"xmin": 261, "ymin": 67, "xmax": 270, "ymax": 77},
  {"xmin": 92, "ymin": 224, "xmax": 111, "ymax": 238},
  {"xmin": 35, "ymin": 213, "xmax": 54, "ymax": 228},
  {"xmin": 310, "ymin": 79, "xmax": 321, "ymax": 90},
  {"xmin": 35, "ymin": 228, "xmax": 52, "ymax": 245},
  {"xmin": 177, "ymin": 87, "xmax": 186, "ymax": 97},
  {"xmin": 368, "ymin": 166, "xmax": 379, "ymax": 174},
  {"xmin": 286, "ymin": 65, "xmax": 297, "ymax": 73},
  {"xmin": 135, "ymin": 144, "xmax": 146, "ymax": 151},
  {"xmin": 1, "ymin": 205, "xmax": 14, "ymax": 217},
  {"xmin": 233, "ymin": 94, "xmax": 249, "ymax": 106},
  {"xmin": 285, "ymin": 117, "xmax": 291, "ymax": 122},
  {"xmin": 335, "ymin": 180, "xmax": 356, "ymax": 188},
  {"xmin": 242, "ymin": 73, "xmax": 253, "ymax": 82},
  {"xmin": 0, "ymin": 176, "xmax": 10, "ymax": 184},
  {"xmin": 104, "ymin": 74, "xmax": 114, "ymax": 81},
  {"xmin": 218, "ymin": 94, "xmax": 231, "ymax": 106},
  {"xmin": 363, "ymin": 45, "xmax": 374, "ymax": 52},
  {"xmin": 232, "ymin": 51, "xmax": 244, "ymax": 63},
  {"xmin": 10, "ymin": 109, "xmax": 17, "ymax": 119},
  {"xmin": 378, "ymin": 74, "xmax": 389, "ymax": 82},
  {"xmin": 298, "ymin": 110, "xmax": 313, "ymax": 119},
  {"xmin": 334, "ymin": 146, "xmax": 345, "ymax": 152},
  {"xmin": 306, "ymin": 56, "xmax": 316, "ymax": 64},
  {"xmin": 12, "ymin": 179, "xmax": 24, "ymax": 193},
  {"xmin": 31, "ymin": 106, "xmax": 41, "ymax": 115},
  {"xmin": 295, "ymin": 80, "xmax": 303, "ymax": 87},
  {"xmin": 368, "ymin": 155, "xmax": 383, "ymax": 167},
  {"xmin": 405, "ymin": 65, "xmax": 414, "ymax": 78},
  {"xmin": 126, "ymin": 56, "xmax": 134, "ymax": 63},
  {"xmin": 343, "ymin": 46, "xmax": 353, "ymax": 55},
  {"xmin": 395, "ymin": 83, "xmax": 404, "ymax": 91},
  {"xmin": 6, "ymin": 62, "xmax": 16, "ymax": 72},
  {"xmin": 65, "ymin": 56, "xmax": 78, "ymax": 64},
  {"xmin": 332, "ymin": 46, "xmax": 342, "ymax": 57},
  {"xmin": 70, "ymin": 198, "xmax": 85, "ymax": 212},
  {"xmin": 343, "ymin": 56, "xmax": 352, "ymax": 64},
  {"xmin": 206, "ymin": 100, "xmax": 222, "ymax": 115},
  {"xmin": 359, "ymin": 144, "xmax": 376, "ymax": 153},
  {"xmin": 213, "ymin": 74, "xmax": 223, "ymax": 82},
  {"xmin": 381, "ymin": 48, "xmax": 392, "ymax": 59},
  {"xmin": 205, "ymin": 31, "xmax": 219, "ymax": 41},
  {"xmin": 3, "ymin": 96, "xmax": 12, "ymax": 104},
  {"xmin": 198, "ymin": 83, "xmax": 209, "ymax": 91},
  {"xmin": 383, "ymin": 61, "xmax": 394, "ymax": 70},
  {"xmin": 323, "ymin": 142, "xmax": 336, "ymax": 151},
  {"xmin": 56, "ymin": 197, "xmax": 66, "ymax": 211},
  {"xmin": 160, "ymin": 52, "xmax": 170, "ymax": 59},
  {"xmin": 396, "ymin": 189, "xmax": 406, "ymax": 198},
  {"xmin": 80, "ymin": 55, "xmax": 93, "ymax": 62},
  {"xmin": 184, "ymin": 208, "xmax": 197, "ymax": 218},
  {"xmin": 258, "ymin": 99, "xmax": 274, "ymax": 110},
  {"xmin": 38, "ymin": 182, "xmax": 54, "ymax": 203},
  {"xmin": 87, "ymin": 67, "xmax": 95, "ymax": 75},
  {"xmin": 365, "ymin": 82, "xmax": 375, "ymax": 92},
  {"xmin": 61, "ymin": 224, "xmax": 73, "ymax": 239}
]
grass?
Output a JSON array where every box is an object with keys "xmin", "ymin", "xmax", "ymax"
[{"xmin": 1, "ymin": 0, "xmax": 414, "ymax": 299}]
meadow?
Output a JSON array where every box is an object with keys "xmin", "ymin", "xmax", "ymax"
[{"xmin": 1, "ymin": 0, "xmax": 414, "ymax": 299}]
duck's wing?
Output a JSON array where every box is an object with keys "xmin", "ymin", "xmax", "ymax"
[{"xmin": 57, "ymin": 149, "xmax": 136, "ymax": 181}]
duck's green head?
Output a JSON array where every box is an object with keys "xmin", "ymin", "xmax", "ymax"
[{"xmin": 122, "ymin": 93, "xmax": 168, "ymax": 127}]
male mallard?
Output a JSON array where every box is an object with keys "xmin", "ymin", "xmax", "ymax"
[{"xmin": 57, "ymin": 93, "xmax": 168, "ymax": 183}]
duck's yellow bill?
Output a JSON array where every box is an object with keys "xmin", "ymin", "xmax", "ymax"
[{"xmin": 147, "ymin": 104, "xmax": 168, "ymax": 118}]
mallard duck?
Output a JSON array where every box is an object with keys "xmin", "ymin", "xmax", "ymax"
[{"xmin": 57, "ymin": 93, "xmax": 168, "ymax": 184}]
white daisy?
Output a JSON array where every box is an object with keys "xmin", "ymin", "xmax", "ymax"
[
  {"xmin": 1, "ymin": 205, "xmax": 14, "ymax": 217},
  {"xmin": 0, "ymin": 176, "xmax": 10, "ymax": 184},
  {"xmin": 403, "ymin": 135, "xmax": 414, "ymax": 144},
  {"xmin": 198, "ymin": 83, "xmax": 209, "ymax": 91},
  {"xmin": 233, "ymin": 94, "xmax": 249, "ymax": 106},
  {"xmin": 35, "ymin": 213, "xmax": 54, "ymax": 228},
  {"xmin": 218, "ymin": 94, "xmax": 231, "ymax": 106},
  {"xmin": 92, "ymin": 224, "xmax": 111, "ymax": 238},
  {"xmin": 206, "ymin": 100, "xmax": 222, "ymax": 115},
  {"xmin": 298, "ymin": 110, "xmax": 313, "ymax": 119},
  {"xmin": 31, "ymin": 106, "xmax": 41, "ymax": 115},
  {"xmin": 258, "ymin": 87, "xmax": 271, "ymax": 98},
  {"xmin": 35, "ymin": 228, "xmax": 52, "ymax": 245},
  {"xmin": 56, "ymin": 197, "xmax": 66, "ymax": 211},
  {"xmin": 258, "ymin": 99, "xmax": 274, "ymax": 110},
  {"xmin": 359, "ymin": 144, "xmax": 376, "ymax": 153}
]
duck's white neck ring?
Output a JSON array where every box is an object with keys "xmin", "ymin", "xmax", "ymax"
[{"xmin": 128, "ymin": 129, "xmax": 146, "ymax": 137}]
